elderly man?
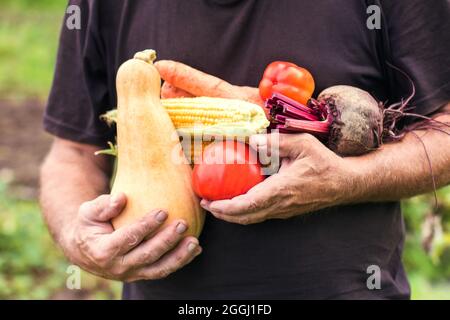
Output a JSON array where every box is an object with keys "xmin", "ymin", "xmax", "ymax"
[{"xmin": 40, "ymin": 0, "xmax": 450, "ymax": 299}]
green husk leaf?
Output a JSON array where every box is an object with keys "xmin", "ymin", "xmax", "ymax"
[{"xmin": 95, "ymin": 141, "xmax": 117, "ymax": 157}]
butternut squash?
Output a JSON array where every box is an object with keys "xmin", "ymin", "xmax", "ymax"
[{"xmin": 111, "ymin": 49, "xmax": 204, "ymax": 237}]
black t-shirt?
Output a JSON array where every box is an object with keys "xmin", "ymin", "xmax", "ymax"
[{"xmin": 45, "ymin": 0, "xmax": 450, "ymax": 299}]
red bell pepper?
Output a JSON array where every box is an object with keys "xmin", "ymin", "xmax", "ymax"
[{"xmin": 259, "ymin": 61, "xmax": 315, "ymax": 105}]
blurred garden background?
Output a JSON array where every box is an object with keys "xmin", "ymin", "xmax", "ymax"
[{"xmin": 0, "ymin": 0, "xmax": 449, "ymax": 299}]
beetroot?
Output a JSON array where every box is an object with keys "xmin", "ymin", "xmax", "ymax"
[
  {"xmin": 316, "ymin": 85, "xmax": 383, "ymax": 156},
  {"xmin": 267, "ymin": 86, "xmax": 383, "ymax": 156},
  {"xmin": 266, "ymin": 82, "xmax": 448, "ymax": 157}
]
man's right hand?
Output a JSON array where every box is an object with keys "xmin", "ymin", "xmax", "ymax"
[{"xmin": 62, "ymin": 192, "xmax": 202, "ymax": 282}]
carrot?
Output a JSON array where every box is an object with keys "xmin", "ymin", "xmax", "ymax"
[{"xmin": 155, "ymin": 60, "xmax": 264, "ymax": 107}]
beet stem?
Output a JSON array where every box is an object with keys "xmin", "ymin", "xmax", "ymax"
[
  {"xmin": 266, "ymin": 93, "xmax": 332, "ymax": 135},
  {"xmin": 283, "ymin": 118, "xmax": 330, "ymax": 134}
]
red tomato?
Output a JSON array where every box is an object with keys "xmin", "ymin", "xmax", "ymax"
[{"xmin": 192, "ymin": 141, "xmax": 264, "ymax": 201}]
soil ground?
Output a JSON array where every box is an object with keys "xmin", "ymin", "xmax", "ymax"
[
  {"xmin": 0, "ymin": 100, "xmax": 52, "ymax": 197},
  {"xmin": 0, "ymin": 100, "xmax": 120, "ymax": 299}
]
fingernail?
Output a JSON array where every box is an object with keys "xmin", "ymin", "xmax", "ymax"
[
  {"xmin": 155, "ymin": 211, "xmax": 168, "ymax": 223},
  {"xmin": 176, "ymin": 222, "xmax": 187, "ymax": 234},
  {"xmin": 187, "ymin": 242, "xmax": 197, "ymax": 252},
  {"xmin": 200, "ymin": 200, "xmax": 209, "ymax": 210}
]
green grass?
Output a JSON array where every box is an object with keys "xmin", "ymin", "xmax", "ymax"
[
  {"xmin": 0, "ymin": 1, "xmax": 123, "ymax": 299},
  {"xmin": 1, "ymin": 0, "xmax": 64, "ymax": 11},
  {"xmin": 0, "ymin": 181, "xmax": 121, "ymax": 299},
  {"xmin": 0, "ymin": 1, "xmax": 65, "ymax": 100},
  {"xmin": 410, "ymin": 274, "xmax": 450, "ymax": 300},
  {"xmin": 402, "ymin": 188, "xmax": 450, "ymax": 299}
]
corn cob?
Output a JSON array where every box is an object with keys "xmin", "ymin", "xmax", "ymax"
[
  {"xmin": 102, "ymin": 97, "xmax": 269, "ymax": 135},
  {"xmin": 162, "ymin": 97, "xmax": 269, "ymax": 136},
  {"xmin": 100, "ymin": 97, "xmax": 270, "ymax": 162}
]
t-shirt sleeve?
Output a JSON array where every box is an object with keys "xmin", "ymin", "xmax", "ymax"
[
  {"xmin": 44, "ymin": 0, "xmax": 113, "ymax": 146},
  {"xmin": 383, "ymin": 0, "xmax": 450, "ymax": 116}
]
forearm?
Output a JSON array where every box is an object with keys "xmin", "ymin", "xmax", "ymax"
[
  {"xmin": 348, "ymin": 103, "xmax": 450, "ymax": 203},
  {"xmin": 39, "ymin": 139, "xmax": 111, "ymax": 248}
]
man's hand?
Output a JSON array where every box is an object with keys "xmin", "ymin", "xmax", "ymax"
[
  {"xmin": 41, "ymin": 138, "xmax": 202, "ymax": 282},
  {"xmin": 200, "ymin": 133, "xmax": 357, "ymax": 225},
  {"xmin": 65, "ymin": 192, "xmax": 202, "ymax": 281}
]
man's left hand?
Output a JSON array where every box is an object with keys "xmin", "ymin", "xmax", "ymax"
[{"xmin": 201, "ymin": 133, "xmax": 361, "ymax": 224}]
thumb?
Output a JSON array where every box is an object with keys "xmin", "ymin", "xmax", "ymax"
[
  {"xmin": 278, "ymin": 134, "xmax": 302, "ymax": 158},
  {"xmin": 279, "ymin": 133, "xmax": 324, "ymax": 159},
  {"xmin": 154, "ymin": 60, "xmax": 174, "ymax": 83},
  {"xmin": 250, "ymin": 133, "xmax": 301, "ymax": 159},
  {"xmin": 79, "ymin": 193, "xmax": 127, "ymax": 222},
  {"xmin": 238, "ymin": 86, "xmax": 265, "ymax": 107}
]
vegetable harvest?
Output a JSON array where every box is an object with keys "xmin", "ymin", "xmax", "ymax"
[
  {"xmin": 264, "ymin": 63, "xmax": 448, "ymax": 157},
  {"xmin": 110, "ymin": 49, "xmax": 204, "ymax": 236},
  {"xmin": 102, "ymin": 49, "xmax": 447, "ymax": 208}
]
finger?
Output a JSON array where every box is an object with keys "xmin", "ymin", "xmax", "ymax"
[
  {"xmin": 203, "ymin": 194, "xmax": 258, "ymax": 216},
  {"xmin": 103, "ymin": 209, "xmax": 169, "ymax": 256},
  {"xmin": 161, "ymin": 82, "xmax": 194, "ymax": 99},
  {"xmin": 132, "ymin": 237, "xmax": 202, "ymax": 281},
  {"xmin": 250, "ymin": 132, "xmax": 291, "ymax": 159},
  {"xmin": 202, "ymin": 174, "xmax": 283, "ymax": 216},
  {"xmin": 251, "ymin": 133, "xmax": 319, "ymax": 160},
  {"xmin": 209, "ymin": 210, "xmax": 266, "ymax": 225},
  {"xmin": 249, "ymin": 133, "xmax": 271, "ymax": 158},
  {"xmin": 121, "ymin": 219, "xmax": 190, "ymax": 267},
  {"xmin": 279, "ymin": 133, "xmax": 322, "ymax": 158},
  {"xmin": 240, "ymin": 86, "xmax": 265, "ymax": 107},
  {"xmin": 79, "ymin": 193, "xmax": 127, "ymax": 222},
  {"xmin": 155, "ymin": 60, "xmax": 234, "ymax": 98}
]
